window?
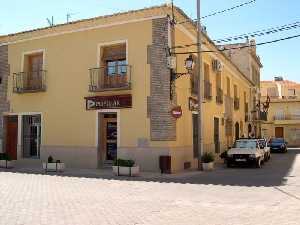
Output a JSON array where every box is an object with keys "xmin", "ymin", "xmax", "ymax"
[
  {"xmin": 204, "ymin": 63, "xmax": 212, "ymax": 99},
  {"xmin": 204, "ymin": 63, "xmax": 210, "ymax": 82},
  {"xmin": 288, "ymin": 89, "xmax": 296, "ymax": 96},
  {"xmin": 226, "ymin": 77, "xmax": 231, "ymax": 96},
  {"xmin": 216, "ymin": 73, "xmax": 221, "ymax": 89},
  {"xmin": 234, "ymin": 85, "xmax": 238, "ymax": 98},
  {"xmin": 267, "ymin": 87, "xmax": 279, "ymax": 97},
  {"xmin": 107, "ymin": 59, "xmax": 127, "ymax": 76},
  {"xmin": 275, "ymin": 109, "xmax": 284, "ymax": 120}
]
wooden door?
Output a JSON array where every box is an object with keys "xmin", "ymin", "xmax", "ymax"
[
  {"xmin": 275, "ymin": 127, "xmax": 284, "ymax": 138},
  {"xmin": 5, "ymin": 116, "xmax": 18, "ymax": 160},
  {"xmin": 28, "ymin": 54, "xmax": 43, "ymax": 89}
]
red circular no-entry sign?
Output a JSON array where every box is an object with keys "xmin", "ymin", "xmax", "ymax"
[{"xmin": 171, "ymin": 106, "xmax": 183, "ymax": 119}]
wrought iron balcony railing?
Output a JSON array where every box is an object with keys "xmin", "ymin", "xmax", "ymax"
[
  {"xmin": 216, "ymin": 88, "xmax": 223, "ymax": 104},
  {"xmin": 13, "ymin": 70, "xmax": 46, "ymax": 93},
  {"xmin": 204, "ymin": 81, "xmax": 212, "ymax": 100},
  {"xmin": 234, "ymin": 97, "xmax": 240, "ymax": 110},
  {"xmin": 274, "ymin": 114, "xmax": 300, "ymax": 121},
  {"xmin": 89, "ymin": 65, "xmax": 131, "ymax": 92}
]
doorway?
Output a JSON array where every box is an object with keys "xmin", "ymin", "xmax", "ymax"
[
  {"xmin": 235, "ymin": 122, "xmax": 240, "ymax": 141},
  {"xmin": 248, "ymin": 124, "xmax": 252, "ymax": 137},
  {"xmin": 192, "ymin": 114, "xmax": 199, "ymax": 158},
  {"xmin": 99, "ymin": 113, "xmax": 118, "ymax": 163},
  {"xmin": 275, "ymin": 127, "xmax": 284, "ymax": 138},
  {"xmin": 5, "ymin": 116, "xmax": 18, "ymax": 160},
  {"xmin": 214, "ymin": 117, "xmax": 220, "ymax": 153},
  {"xmin": 22, "ymin": 115, "xmax": 41, "ymax": 158}
]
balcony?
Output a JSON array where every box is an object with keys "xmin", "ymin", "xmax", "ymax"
[
  {"xmin": 89, "ymin": 65, "xmax": 131, "ymax": 92},
  {"xmin": 204, "ymin": 81, "xmax": 212, "ymax": 100},
  {"xmin": 274, "ymin": 114, "xmax": 300, "ymax": 121},
  {"xmin": 234, "ymin": 97, "xmax": 240, "ymax": 110},
  {"xmin": 216, "ymin": 88, "xmax": 223, "ymax": 104},
  {"xmin": 13, "ymin": 70, "xmax": 46, "ymax": 93}
]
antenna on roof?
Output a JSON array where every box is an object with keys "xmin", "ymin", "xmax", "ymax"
[
  {"xmin": 47, "ymin": 16, "xmax": 54, "ymax": 27},
  {"xmin": 67, "ymin": 12, "xmax": 78, "ymax": 23},
  {"xmin": 166, "ymin": 0, "xmax": 172, "ymax": 6}
]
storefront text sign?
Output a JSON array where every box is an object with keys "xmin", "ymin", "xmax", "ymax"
[
  {"xmin": 171, "ymin": 106, "xmax": 183, "ymax": 119},
  {"xmin": 85, "ymin": 94, "xmax": 132, "ymax": 110}
]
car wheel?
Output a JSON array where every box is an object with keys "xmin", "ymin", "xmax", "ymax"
[{"xmin": 256, "ymin": 158, "xmax": 262, "ymax": 168}]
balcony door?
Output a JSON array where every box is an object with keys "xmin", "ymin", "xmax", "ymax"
[
  {"xmin": 101, "ymin": 43, "xmax": 127, "ymax": 89},
  {"xmin": 28, "ymin": 54, "xmax": 43, "ymax": 90}
]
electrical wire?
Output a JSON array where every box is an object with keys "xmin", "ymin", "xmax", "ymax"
[
  {"xmin": 178, "ymin": 0, "xmax": 256, "ymax": 24},
  {"xmin": 214, "ymin": 21, "xmax": 300, "ymax": 43},
  {"xmin": 171, "ymin": 21, "xmax": 300, "ymax": 49},
  {"xmin": 172, "ymin": 34, "xmax": 300, "ymax": 55}
]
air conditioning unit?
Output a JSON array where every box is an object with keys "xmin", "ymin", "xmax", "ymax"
[
  {"xmin": 212, "ymin": 59, "xmax": 222, "ymax": 72},
  {"xmin": 167, "ymin": 56, "xmax": 177, "ymax": 70}
]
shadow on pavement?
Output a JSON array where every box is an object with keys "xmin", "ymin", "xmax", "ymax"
[{"xmin": 1, "ymin": 149, "xmax": 299, "ymax": 187}]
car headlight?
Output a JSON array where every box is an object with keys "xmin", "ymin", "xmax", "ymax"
[{"xmin": 249, "ymin": 154, "xmax": 256, "ymax": 158}]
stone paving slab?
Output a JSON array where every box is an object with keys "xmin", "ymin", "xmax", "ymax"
[{"xmin": 0, "ymin": 150, "xmax": 300, "ymax": 225}]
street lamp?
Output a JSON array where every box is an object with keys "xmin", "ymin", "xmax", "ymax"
[
  {"xmin": 169, "ymin": 54, "xmax": 195, "ymax": 100},
  {"xmin": 185, "ymin": 54, "xmax": 195, "ymax": 73}
]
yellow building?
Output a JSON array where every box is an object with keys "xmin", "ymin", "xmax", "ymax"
[
  {"xmin": 261, "ymin": 77, "xmax": 300, "ymax": 146},
  {"xmin": 0, "ymin": 5, "xmax": 262, "ymax": 172}
]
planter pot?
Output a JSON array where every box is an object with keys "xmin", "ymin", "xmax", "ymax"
[
  {"xmin": 113, "ymin": 166, "xmax": 140, "ymax": 176},
  {"xmin": 202, "ymin": 162, "xmax": 214, "ymax": 171},
  {"xmin": 43, "ymin": 162, "xmax": 65, "ymax": 172},
  {"xmin": 0, "ymin": 160, "xmax": 15, "ymax": 169}
]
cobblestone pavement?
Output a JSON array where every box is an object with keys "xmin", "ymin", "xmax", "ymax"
[{"xmin": 1, "ymin": 149, "xmax": 300, "ymax": 225}]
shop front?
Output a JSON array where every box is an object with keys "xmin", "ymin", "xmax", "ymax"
[{"xmin": 85, "ymin": 94, "xmax": 132, "ymax": 167}]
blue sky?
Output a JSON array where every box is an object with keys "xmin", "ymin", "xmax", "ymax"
[{"xmin": 1, "ymin": 0, "xmax": 300, "ymax": 81}]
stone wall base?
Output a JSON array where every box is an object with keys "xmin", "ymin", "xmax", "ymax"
[
  {"xmin": 118, "ymin": 146, "xmax": 198, "ymax": 173},
  {"xmin": 40, "ymin": 146, "xmax": 98, "ymax": 169}
]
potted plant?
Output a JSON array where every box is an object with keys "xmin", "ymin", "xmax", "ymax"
[
  {"xmin": 201, "ymin": 152, "xmax": 215, "ymax": 171},
  {"xmin": 42, "ymin": 156, "xmax": 65, "ymax": 172},
  {"xmin": 0, "ymin": 153, "xmax": 15, "ymax": 169},
  {"xmin": 220, "ymin": 150, "xmax": 228, "ymax": 164},
  {"xmin": 113, "ymin": 158, "xmax": 139, "ymax": 176}
]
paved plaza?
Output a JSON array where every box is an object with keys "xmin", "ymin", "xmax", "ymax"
[{"xmin": 1, "ymin": 149, "xmax": 300, "ymax": 225}]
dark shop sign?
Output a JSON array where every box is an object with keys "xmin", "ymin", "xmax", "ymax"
[{"xmin": 85, "ymin": 94, "xmax": 132, "ymax": 110}]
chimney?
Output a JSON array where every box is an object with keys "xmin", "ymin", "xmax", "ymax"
[{"xmin": 249, "ymin": 39, "xmax": 256, "ymax": 54}]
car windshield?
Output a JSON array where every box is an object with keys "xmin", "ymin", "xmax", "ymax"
[
  {"xmin": 258, "ymin": 139, "xmax": 266, "ymax": 148},
  {"xmin": 270, "ymin": 138, "xmax": 284, "ymax": 144},
  {"xmin": 235, "ymin": 140, "xmax": 257, "ymax": 149}
]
